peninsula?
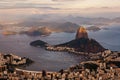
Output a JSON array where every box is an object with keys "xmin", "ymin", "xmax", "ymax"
[{"xmin": 30, "ymin": 26, "xmax": 105, "ymax": 54}]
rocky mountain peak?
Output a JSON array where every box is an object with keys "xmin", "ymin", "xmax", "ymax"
[{"xmin": 76, "ymin": 26, "xmax": 88, "ymax": 39}]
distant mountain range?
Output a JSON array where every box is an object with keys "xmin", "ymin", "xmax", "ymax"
[
  {"xmin": 86, "ymin": 26, "xmax": 101, "ymax": 31},
  {"xmin": 13, "ymin": 15, "xmax": 120, "ymax": 26},
  {"xmin": 20, "ymin": 27, "xmax": 52, "ymax": 36},
  {"xmin": 1, "ymin": 22, "xmax": 79, "ymax": 36},
  {"xmin": 0, "ymin": 15, "xmax": 120, "ymax": 36}
]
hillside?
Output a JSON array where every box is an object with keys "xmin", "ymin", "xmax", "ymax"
[{"xmin": 55, "ymin": 38, "xmax": 105, "ymax": 53}]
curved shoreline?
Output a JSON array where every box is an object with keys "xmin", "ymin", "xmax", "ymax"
[
  {"xmin": 1, "ymin": 50, "xmax": 120, "ymax": 79},
  {"xmin": 15, "ymin": 68, "xmax": 54, "ymax": 74},
  {"xmin": 45, "ymin": 46, "xmax": 90, "ymax": 56}
]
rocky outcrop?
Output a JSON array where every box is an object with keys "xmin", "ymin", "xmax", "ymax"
[
  {"xmin": 76, "ymin": 27, "xmax": 88, "ymax": 39},
  {"xmin": 30, "ymin": 26, "xmax": 106, "ymax": 53},
  {"xmin": 30, "ymin": 40, "xmax": 49, "ymax": 48}
]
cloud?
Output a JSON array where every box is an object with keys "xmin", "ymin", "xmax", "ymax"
[
  {"xmin": 0, "ymin": 0, "xmax": 28, "ymax": 2},
  {"xmin": 0, "ymin": 2, "xmax": 60, "ymax": 10},
  {"xmin": 0, "ymin": 0, "xmax": 62, "ymax": 10},
  {"xmin": 52, "ymin": 0, "xmax": 84, "ymax": 1},
  {"xmin": 0, "ymin": 6, "xmax": 60, "ymax": 10}
]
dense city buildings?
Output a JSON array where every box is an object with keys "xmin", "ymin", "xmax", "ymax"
[{"xmin": 0, "ymin": 50, "xmax": 120, "ymax": 80}]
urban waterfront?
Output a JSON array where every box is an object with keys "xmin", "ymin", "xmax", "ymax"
[{"xmin": 0, "ymin": 24, "xmax": 120, "ymax": 71}]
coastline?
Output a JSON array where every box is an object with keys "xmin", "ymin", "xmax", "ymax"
[
  {"xmin": 1, "ymin": 26, "xmax": 120, "ymax": 79},
  {"xmin": 1, "ymin": 50, "xmax": 120, "ymax": 79}
]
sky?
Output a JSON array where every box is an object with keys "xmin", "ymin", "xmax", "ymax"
[{"xmin": 0, "ymin": 0, "xmax": 120, "ymax": 22}]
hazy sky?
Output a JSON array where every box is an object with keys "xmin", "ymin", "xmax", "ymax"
[
  {"xmin": 0, "ymin": 0, "xmax": 120, "ymax": 8},
  {"xmin": 0, "ymin": 0, "xmax": 120, "ymax": 20}
]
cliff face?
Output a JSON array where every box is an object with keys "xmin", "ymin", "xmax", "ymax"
[{"xmin": 76, "ymin": 27, "xmax": 88, "ymax": 39}]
